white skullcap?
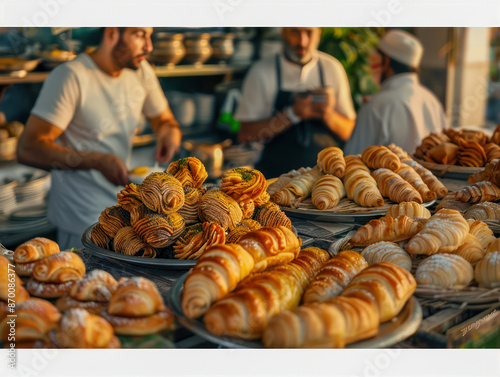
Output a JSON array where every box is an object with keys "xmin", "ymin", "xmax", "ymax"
[{"xmin": 378, "ymin": 29, "xmax": 423, "ymax": 68}]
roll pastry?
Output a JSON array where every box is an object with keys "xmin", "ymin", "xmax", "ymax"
[
  {"xmin": 311, "ymin": 175, "xmax": 346, "ymax": 210},
  {"xmin": 464, "ymin": 202, "xmax": 500, "ymax": 221},
  {"xmin": 140, "ymin": 172, "xmax": 184, "ymax": 214},
  {"xmin": 14, "ymin": 237, "xmax": 60, "ymax": 263},
  {"xmin": 448, "ymin": 233, "xmax": 485, "ymax": 265},
  {"xmin": 371, "ymin": 168, "xmax": 423, "ymax": 204},
  {"xmin": 385, "ymin": 202, "xmax": 431, "ymax": 219},
  {"xmin": 415, "ymin": 253, "xmax": 473, "ymax": 289},
  {"xmin": 32, "ymin": 251, "xmax": 86, "ymax": 284},
  {"xmin": 220, "ymin": 167, "xmax": 267, "ymax": 202},
  {"xmin": 455, "ymin": 181, "xmax": 500, "ymax": 204},
  {"xmin": 397, "ymin": 163, "xmax": 436, "ymax": 202},
  {"xmin": 361, "ymin": 145, "xmax": 401, "ymax": 171},
  {"xmin": 342, "ymin": 155, "xmax": 384, "ymax": 207},
  {"xmin": 317, "ymin": 147, "xmax": 345, "ymax": 177},
  {"xmin": 360, "ymin": 242, "xmax": 412, "ymax": 271},
  {"xmin": 474, "ymin": 251, "xmax": 500, "ymax": 288},
  {"xmin": 166, "ymin": 157, "xmax": 208, "ymax": 189},
  {"xmin": 403, "ymin": 160, "xmax": 448, "ymax": 198},
  {"xmin": 467, "ymin": 219, "xmax": 496, "ymax": 250}
]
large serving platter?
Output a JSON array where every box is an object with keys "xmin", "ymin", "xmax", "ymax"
[{"xmin": 167, "ymin": 272, "xmax": 422, "ymax": 349}]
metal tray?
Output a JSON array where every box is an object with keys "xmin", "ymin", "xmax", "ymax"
[{"xmin": 167, "ymin": 272, "xmax": 423, "ymax": 349}]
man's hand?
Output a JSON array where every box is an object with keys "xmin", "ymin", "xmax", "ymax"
[
  {"xmin": 95, "ymin": 154, "xmax": 130, "ymax": 186},
  {"xmin": 310, "ymin": 91, "xmax": 336, "ymax": 122},
  {"xmin": 155, "ymin": 125, "xmax": 182, "ymax": 163}
]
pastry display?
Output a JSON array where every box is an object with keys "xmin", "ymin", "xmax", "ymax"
[
  {"xmin": 173, "ymin": 222, "xmax": 226, "ymax": 260},
  {"xmin": 317, "ymin": 147, "xmax": 345, "ymax": 178},
  {"xmin": 343, "ymin": 155, "xmax": 384, "ymax": 207},
  {"xmin": 372, "ymin": 168, "xmax": 423, "ymax": 204},
  {"xmin": 140, "ymin": 172, "xmax": 185, "ymax": 214},
  {"xmin": 474, "ymin": 251, "xmax": 500, "ymax": 288},
  {"xmin": 166, "ymin": 157, "xmax": 208, "ymax": 189},
  {"xmin": 385, "ymin": 202, "xmax": 431, "ymax": 219},
  {"xmin": 415, "ymin": 254, "xmax": 473, "ymax": 289},
  {"xmin": 311, "ymin": 175, "xmax": 346, "ymax": 210},
  {"xmin": 361, "ymin": 145, "xmax": 401, "ymax": 171},
  {"xmin": 349, "ymin": 215, "xmax": 423, "ymax": 246},
  {"xmin": 360, "ymin": 242, "xmax": 412, "ymax": 271}
]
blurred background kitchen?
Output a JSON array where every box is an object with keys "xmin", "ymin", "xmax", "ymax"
[{"xmin": 0, "ymin": 26, "xmax": 499, "ymax": 247}]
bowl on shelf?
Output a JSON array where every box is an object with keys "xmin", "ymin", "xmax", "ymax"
[
  {"xmin": 210, "ymin": 32, "xmax": 235, "ymax": 63},
  {"xmin": 150, "ymin": 33, "xmax": 186, "ymax": 67},
  {"xmin": 183, "ymin": 33, "xmax": 213, "ymax": 66}
]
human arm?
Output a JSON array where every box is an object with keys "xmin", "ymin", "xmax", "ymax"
[{"xmin": 148, "ymin": 107, "xmax": 182, "ymax": 163}]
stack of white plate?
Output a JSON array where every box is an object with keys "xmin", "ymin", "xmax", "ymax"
[
  {"xmin": 0, "ymin": 181, "xmax": 18, "ymax": 215},
  {"xmin": 15, "ymin": 171, "xmax": 50, "ymax": 206}
]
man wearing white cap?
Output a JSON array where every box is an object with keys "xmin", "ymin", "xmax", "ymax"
[{"xmin": 344, "ymin": 29, "xmax": 446, "ymax": 155}]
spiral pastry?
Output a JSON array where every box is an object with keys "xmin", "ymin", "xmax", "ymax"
[
  {"xmin": 90, "ymin": 224, "xmax": 112, "ymax": 250},
  {"xmin": 114, "ymin": 226, "xmax": 157, "ymax": 258},
  {"xmin": 311, "ymin": 175, "xmax": 346, "ymax": 210},
  {"xmin": 253, "ymin": 202, "xmax": 292, "ymax": 229},
  {"xmin": 317, "ymin": 147, "xmax": 345, "ymax": 178},
  {"xmin": 226, "ymin": 219, "xmax": 262, "ymax": 243},
  {"xmin": 140, "ymin": 172, "xmax": 184, "ymax": 214},
  {"xmin": 239, "ymin": 199, "xmax": 255, "ymax": 219},
  {"xmin": 117, "ymin": 183, "xmax": 143, "ymax": 212},
  {"xmin": 173, "ymin": 222, "xmax": 226, "ymax": 260},
  {"xmin": 98, "ymin": 205, "xmax": 130, "ymax": 238},
  {"xmin": 220, "ymin": 167, "xmax": 267, "ymax": 203},
  {"xmin": 166, "ymin": 157, "xmax": 208, "ymax": 189},
  {"xmin": 178, "ymin": 187, "xmax": 205, "ymax": 225},
  {"xmin": 198, "ymin": 190, "xmax": 243, "ymax": 231}
]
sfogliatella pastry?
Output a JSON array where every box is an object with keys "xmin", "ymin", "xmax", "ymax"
[
  {"xmin": 385, "ymin": 202, "xmax": 431, "ymax": 219},
  {"xmin": 166, "ymin": 157, "xmax": 208, "ymax": 189},
  {"xmin": 317, "ymin": 147, "xmax": 345, "ymax": 178},
  {"xmin": 226, "ymin": 219, "xmax": 261, "ymax": 244},
  {"xmin": 51, "ymin": 308, "xmax": 121, "ymax": 348},
  {"xmin": 455, "ymin": 181, "xmax": 500, "ymax": 204},
  {"xmin": 114, "ymin": 226, "xmax": 157, "ymax": 258},
  {"xmin": 117, "ymin": 183, "xmax": 143, "ymax": 211},
  {"xmin": 198, "ymin": 189, "xmax": 243, "ymax": 231},
  {"xmin": 56, "ymin": 270, "xmax": 118, "ymax": 314},
  {"xmin": 342, "ymin": 155, "xmax": 384, "ymax": 207},
  {"xmin": 220, "ymin": 167, "xmax": 267, "ymax": 203},
  {"xmin": 311, "ymin": 175, "xmax": 346, "ymax": 210},
  {"xmin": 90, "ymin": 223, "xmax": 112, "ymax": 250},
  {"xmin": 102, "ymin": 277, "xmax": 175, "ymax": 336},
  {"xmin": 252, "ymin": 202, "xmax": 292, "ymax": 229},
  {"xmin": 14, "ymin": 237, "xmax": 60, "ymax": 277},
  {"xmin": 178, "ymin": 187, "xmax": 205, "ymax": 225},
  {"xmin": 360, "ymin": 242, "xmax": 412, "ymax": 271},
  {"xmin": 173, "ymin": 222, "xmax": 226, "ymax": 260},
  {"xmin": 98, "ymin": 205, "xmax": 130, "ymax": 238},
  {"xmin": 474, "ymin": 251, "xmax": 500, "ymax": 288},
  {"xmin": 415, "ymin": 253, "xmax": 473, "ymax": 289},
  {"xmin": 140, "ymin": 172, "xmax": 184, "ymax": 214}
]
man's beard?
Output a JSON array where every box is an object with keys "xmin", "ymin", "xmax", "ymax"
[
  {"xmin": 284, "ymin": 45, "xmax": 311, "ymax": 66},
  {"xmin": 112, "ymin": 37, "xmax": 142, "ymax": 70}
]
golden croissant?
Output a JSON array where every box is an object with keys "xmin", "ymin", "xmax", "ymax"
[
  {"xmin": 386, "ymin": 202, "xmax": 431, "ymax": 219},
  {"xmin": 198, "ymin": 189, "xmax": 243, "ymax": 231},
  {"xmin": 13, "ymin": 237, "xmax": 60, "ymax": 264},
  {"xmin": 448, "ymin": 234, "xmax": 485, "ymax": 265},
  {"xmin": 272, "ymin": 166, "xmax": 323, "ymax": 208},
  {"xmin": 474, "ymin": 251, "xmax": 500, "ymax": 288},
  {"xmin": 69, "ymin": 269, "xmax": 118, "ymax": 302},
  {"xmin": 415, "ymin": 253, "xmax": 473, "ymax": 289},
  {"xmin": 166, "ymin": 157, "xmax": 208, "ymax": 189},
  {"xmin": 386, "ymin": 143, "xmax": 411, "ymax": 161},
  {"xmin": 220, "ymin": 167, "xmax": 267, "ymax": 202},
  {"xmin": 32, "ymin": 252, "xmax": 86, "ymax": 284},
  {"xmin": 397, "ymin": 163, "xmax": 436, "ymax": 202},
  {"xmin": 108, "ymin": 277, "xmax": 165, "ymax": 317},
  {"xmin": 173, "ymin": 222, "xmax": 226, "ymax": 260},
  {"xmin": 317, "ymin": 147, "xmax": 345, "ymax": 178},
  {"xmin": 140, "ymin": 172, "xmax": 185, "ymax": 214},
  {"xmin": 455, "ymin": 181, "xmax": 500, "ymax": 204},
  {"xmin": 464, "ymin": 201, "xmax": 500, "ymax": 221},
  {"xmin": 372, "ymin": 168, "xmax": 423, "ymax": 204},
  {"xmin": 311, "ymin": 175, "xmax": 346, "ymax": 210},
  {"xmin": 361, "ymin": 145, "xmax": 401, "ymax": 171},
  {"xmin": 343, "ymin": 155, "xmax": 384, "ymax": 207},
  {"xmin": 467, "ymin": 219, "xmax": 496, "ymax": 250},
  {"xmin": 360, "ymin": 242, "xmax": 412, "ymax": 271},
  {"xmin": 403, "ymin": 160, "xmax": 448, "ymax": 198}
]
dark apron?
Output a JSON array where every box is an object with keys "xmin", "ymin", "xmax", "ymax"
[{"xmin": 255, "ymin": 55, "xmax": 343, "ymax": 178}]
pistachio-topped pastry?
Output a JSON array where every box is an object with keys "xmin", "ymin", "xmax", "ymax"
[
  {"xmin": 140, "ymin": 172, "xmax": 184, "ymax": 214},
  {"xmin": 117, "ymin": 183, "xmax": 143, "ymax": 211},
  {"xmin": 98, "ymin": 205, "xmax": 130, "ymax": 238},
  {"xmin": 178, "ymin": 187, "xmax": 205, "ymax": 225},
  {"xmin": 198, "ymin": 189, "xmax": 243, "ymax": 231},
  {"xmin": 173, "ymin": 222, "xmax": 226, "ymax": 260},
  {"xmin": 220, "ymin": 167, "xmax": 268, "ymax": 203},
  {"xmin": 166, "ymin": 157, "xmax": 208, "ymax": 189}
]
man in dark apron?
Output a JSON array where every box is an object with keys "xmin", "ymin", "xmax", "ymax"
[{"xmin": 236, "ymin": 27, "xmax": 356, "ymax": 178}]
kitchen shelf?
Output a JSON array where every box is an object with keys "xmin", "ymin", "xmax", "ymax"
[{"xmin": 0, "ymin": 72, "xmax": 49, "ymax": 85}]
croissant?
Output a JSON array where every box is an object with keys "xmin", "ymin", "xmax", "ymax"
[
  {"xmin": 55, "ymin": 295, "xmax": 107, "ymax": 315},
  {"xmin": 0, "ymin": 255, "xmax": 29, "ymax": 307},
  {"xmin": 173, "ymin": 222, "xmax": 226, "ymax": 260},
  {"xmin": 448, "ymin": 234, "xmax": 485, "ymax": 265},
  {"xmin": 0, "ymin": 298, "xmax": 61, "ymax": 342},
  {"xmin": 467, "ymin": 219, "xmax": 496, "ymax": 250},
  {"xmin": 14, "ymin": 237, "xmax": 60, "ymax": 264},
  {"xmin": 140, "ymin": 172, "xmax": 184, "ymax": 214},
  {"xmin": 397, "ymin": 164, "xmax": 437, "ymax": 202},
  {"xmin": 311, "ymin": 175, "xmax": 346, "ymax": 210},
  {"xmin": 317, "ymin": 147, "xmax": 345, "ymax": 178},
  {"xmin": 178, "ymin": 188, "xmax": 205, "ymax": 225},
  {"xmin": 166, "ymin": 157, "xmax": 208, "ymax": 189},
  {"xmin": 53, "ymin": 308, "xmax": 120, "ymax": 348},
  {"xmin": 272, "ymin": 166, "xmax": 323, "ymax": 207},
  {"xmin": 467, "ymin": 160, "xmax": 499, "ymax": 184},
  {"xmin": 117, "ymin": 183, "xmax": 143, "ymax": 212},
  {"xmin": 262, "ymin": 296, "xmax": 379, "ymax": 348},
  {"xmin": 114, "ymin": 226, "xmax": 157, "ymax": 258},
  {"xmin": 372, "ymin": 168, "xmax": 423, "ymax": 204},
  {"xmin": 403, "ymin": 160, "xmax": 448, "ymax": 198},
  {"xmin": 360, "ymin": 242, "xmax": 412, "ymax": 272},
  {"xmin": 198, "ymin": 189, "xmax": 243, "ymax": 231},
  {"xmin": 425, "ymin": 142, "xmax": 459, "ymax": 165},
  {"xmin": 415, "ymin": 253, "xmax": 473, "ymax": 289},
  {"xmin": 342, "ymin": 155, "xmax": 384, "ymax": 207},
  {"xmin": 350, "ymin": 215, "xmax": 423, "ymax": 247},
  {"xmin": 98, "ymin": 205, "xmax": 131, "ymax": 238},
  {"xmin": 455, "ymin": 181, "xmax": 500, "ymax": 204},
  {"xmin": 457, "ymin": 139, "xmax": 487, "ymax": 167},
  {"xmin": 220, "ymin": 167, "xmax": 267, "ymax": 203},
  {"xmin": 361, "ymin": 145, "xmax": 401, "ymax": 171},
  {"xmin": 474, "ymin": 251, "xmax": 500, "ymax": 288},
  {"xmin": 435, "ymin": 193, "xmax": 472, "ymax": 214},
  {"xmin": 90, "ymin": 224, "xmax": 112, "ymax": 250},
  {"xmin": 253, "ymin": 202, "xmax": 292, "ymax": 229},
  {"xmin": 386, "ymin": 202, "xmax": 431, "ymax": 219},
  {"xmin": 70, "ymin": 270, "xmax": 118, "ymax": 302},
  {"xmin": 302, "ymin": 250, "xmax": 368, "ymax": 304},
  {"xmin": 203, "ymin": 247, "xmax": 329, "ymax": 339},
  {"xmin": 415, "ymin": 132, "xmax": 450, "ymax": 159},
  {"xmin": 32, "ymin": 252, "xmax": 86, "ymax": 284},
  {"xmin": 266, "ymin": 168, "xmax": 306, "ymax": 196},
  {"xmin": 182, "ymin": 244, "xmax": 255, "ymax": 319},
  {"xmin": 237, "ymin": 226, "xmax": 301, "ymax": 272},
  {"xmin": 226, "ymin": 219, "xmax": 261, "ymax": 244},
  {"xmin": 341, "ymin": 262, "xmax": 416, "ymax": 323},
  {"xmin": 386, "ymin": 143, "xmax": 411, "ymax": 161},
  {"xmin": 486, "ymin": 238, "xmax": 500, "ymax": 254},
  {"xmin": 464, "ymin": 202, "xmax": 500, "ymax": 221},
  {"xmin": 407, "ymin": 209, "xmax": 469, "ymax": 255},
  {"xmin": 484, "ymin": 143, "xmax": 500, "ymax": 163}
]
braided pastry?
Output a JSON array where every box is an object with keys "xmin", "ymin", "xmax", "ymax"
[
  {"xmin": 98, "ymin": 205, "xmax": 130, "ymax": 238},
  {"xmin": 220, "ymin": 167, "xmax": 267, "ymax": 202},
  {"xmin": 198, "ymin": 189, "xmax": 243, "ymax": 231},
  {"xmin": 361, "ymin": 145, "xmax": 401, "ymax": 171},
  {"xmin": 343, "ymin": 155, "xmax": 384, "ymax": 207},
  {"xmin": 173, "ymin": 222, "xmax": 226, "ymax": 260},
  {"xmin": 114, "ymin": 226, "xmax": 157, "ymax": 258},
  {"xmin": 90, "ymin": 224, "xmax": 112, "ymax": 250},
  {"xmin": 253, "ymin": 202, "xmax": 292, "ymax": 229},
  {"xmin": 474, "ymin": 251, "xmax": 500, "ymax": 288},
  {"xmin": 415, "ymin": 253, "xmax": 473, "ymax": 289},
  {"xmin": 311, "ymin": 175, "xmax": 346, "ymax": 210},
  {"xmin": 317, "ymin": 147, "xmax": 345, "ymax": 178},
  {"xmin": 360, "ymin": 242, "xmax": 412, "ymax": 271},
  {"xmin": 166, "ymin": 157, "xmax": 208, "ymax": 189},
  {"xmin": 117, "ymin": 183, "xmax": 143, "ymax": 211},
  {"xmin": 372, "ymin": 168, "xmax": 423, "ymax": 204},
  {"xmin": 226, "ymin": 219, "xmax": 262, "ymax": 244},
  {"xmin": 386, "ymin": 202, "xmax": 431, "ymax": 219},
  {"xmin": 140, "ymin": 172, "xmax": 184, "ymax": 214}
]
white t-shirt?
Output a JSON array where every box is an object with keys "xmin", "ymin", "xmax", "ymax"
[
  {"xmin": 235, "ymin": 51, "xmax": 356, "ymax": 122},
  {"xmin": 31, "ymin": 53, "xmax": 168, "ymax": 235},
  {"xmin": 344, "ymin": 73, "xmax": 446, "ymax": 155}
]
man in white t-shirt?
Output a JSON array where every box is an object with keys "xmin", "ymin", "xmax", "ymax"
[
  {"xmin": 236, "ymin": 27, "xmax": 356, "ymax": 177},
  {"xmin": 17, "ymin": 27, "xmax": 182, "ymax": 249},
  {"xmin": 344, "ymin": 30, "xmax": 446, "ymax": 155}
]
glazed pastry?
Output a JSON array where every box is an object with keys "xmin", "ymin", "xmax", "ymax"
[
  {"xmin": 317, "ymin": 147, "xmax": 345, "ymax": 178},
  {"xmin": 302, "ymin": 250, "xmax": 368, "ymax": 303},
  {"xmin": 262, "ymin": 296, "xmax": 379, "ymax": 348},
  {"xmin": 253, "ymin": 202, "xmax": 292, "ymax": 229},
  {"xmin": 386, "ymin": 143, "xmax": 411, "ymax": 161},
  {"xmin": 341, "ymin": 262, "xmax": 417, "ymax": 322},
  {"xmin": 140, "ymin": 172, "xmax": 184, "ymax": 214},
  {"xmin": 0, "ymin": 298, "xmax": 61, "ymax": 343},
  {"xmin": 32, "ymin": 251, "xmax": 86, "ymax": 284},
  {"xmin": 114, "ymin": 226, "xmax": 157, "ymax": 258},
  {"xmin": 272, "ymin": 166, "xmax": 323, "ymax": 207},
  {"xmin": 455, "ymin": 181, "xmax": 500, "ymax": 204},
  {"xmin": 360, "ymin": 242, "xmax": 412, "ymax": 271},
  {"xmin": 474, "ymin": 251, "xmax": 500, "ymax": 288},
  {"xmin": 226, "ymin": 219, "xmax": 261, "ymax": 244},
  {"xmin": 424, "ymin": 142, "xmax": 459, "ymax": 165},
  {"xmin": 311, "ymin": 175, "xmax": 346, "ymax": 210},
  {"xmin": 220, "ymin": 167, "xmax": 267, "ymax": 203},
  {"xmin": 372, "ymin": 168, "xmax": 423, "ymax": 204},
  {"xmin": 198, "ymin": 189, "xmax": 243, "ymax": 231},
  {"xmin": 178, "ymin": 187, "xmax": 205, "ymax": 225},
  {"xmin": 415, "ymin": 253, "xmax": 474, "ymax": 289},
  {"xmin": 52, "ymin": 308, "xmax": 120, "ymax": 348},
  {"xmin": 90, "ymin": 224, "xmax": 112, "ymax": 250},
  {"xmin": 385, "ymin": 202, "xmax": 431, "ymax": 219},
  {"xmin": 98, "ymin": 205, "xmax": 130, "ymax": 238},
  {"xmin": 350, "ymin": 215, "xmax": 423, "ymax": 247},
  {"xmin": 117, "ymin": 183, "xmax": 143, "ymax": 211},
  {"xmin": 457, "ymin": 139, "xmax": 487, "ymax": 167},
  {"xmin": 486, "ymin": 239, "xmax": 500, "ymax": 254},
  {"xmin": 467, "ymin": 219, "xmax": 496, "ymax": 250},
  {"xmin": 203, "ymin": 247, "xmax": 329, "ymax": 339},
  {"xmin": 403, "ymin": 160, "xmax": 448, "ymax": 198},
  {"xmin": 342, "ymin": 155, "xmax": 384, "ymax": 207},
  {"xmin": 361, "ymin": 145, "xmax": 401, "ymax": 171},
  {"xmin": 407, "ymin": 209, "xmax": 469, "ymax": 255},
  {"xmin": 464, "ymin": 202, "xmax": 500, "ymax": 221},
  {"xmin": 166, "ymin": 157, "xmax": 208, "ymax": 189},
  {"xmin": 173, "ymin": 222, "xmax": 226, "ymax": 260},
  {"xmin": 397, "ymin": 163, "xmax": 437, "ymax": 202},
  {"xmin": 14, "ymin": 237, "xmax": 60, "ymax": 264},
  {"xmin": 449, "ymin": 234, "xmax": 485, "ymax": 265},
  {"xmin": 435, "ymin": 192, "xmax": 472, "ymax": 214}
]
